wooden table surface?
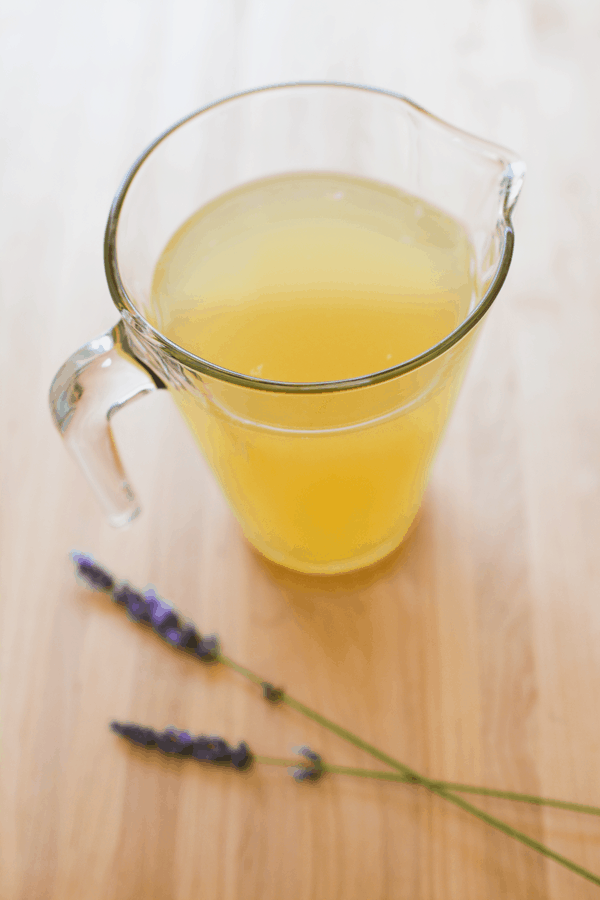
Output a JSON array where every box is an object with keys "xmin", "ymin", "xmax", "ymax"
[{"xmin": 2, "ymin": 1, "xmax": 600, "ymax": 897}]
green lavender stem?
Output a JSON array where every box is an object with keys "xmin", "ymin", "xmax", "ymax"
[
  {"xmin": 256, "ymin": 757, "xmax": 600, "ymax": 816},
  {"xmin": 221, "ymin": 655, "xmax": 600, "ymax": 887}
]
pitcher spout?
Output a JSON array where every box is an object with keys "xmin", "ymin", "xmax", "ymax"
[{"xmin": 502, "ymin": 159, "xmax": 527, "ymax": 217}]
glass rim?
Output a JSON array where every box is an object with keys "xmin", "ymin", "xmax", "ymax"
[{"xmin": 104, "ymin": 81, "xmax": 521, "ymax": 395}]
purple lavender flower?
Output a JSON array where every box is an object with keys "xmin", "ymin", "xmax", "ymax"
[
  {"xmin": 71, "ymin": 552, "xmax": 115, "ymax": 592},
  {"xmin": 112, "ymin": 721, "xmax": 251, "ymax": 770},
  {"xmin": 290, "ymin": 746, "xmax": 324, "ymax": 783},
  {"xmin": 73, "ymin": 554, "xmax": 220, "ymax": 664}
]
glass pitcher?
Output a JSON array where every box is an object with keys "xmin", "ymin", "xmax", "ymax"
[{"xmin": 49, "ymin": 83, "xmax": 524, "ymax": 575}]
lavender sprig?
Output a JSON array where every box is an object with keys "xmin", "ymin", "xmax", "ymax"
[
  {"xmin": 74, "ymin": 554, "xmax": 600, "ymax": 888},
  {"xmin": 111, "ymin": 724, "xmax": 600, "ymax": 819},
  {"xmin": 111, "ymin": 722, "xmax": 252, "ymax": 770},
  {"xmin": 72, "ymin": 552, "xmax": 219, "ymax": 661}
]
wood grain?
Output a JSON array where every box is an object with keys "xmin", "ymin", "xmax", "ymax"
[{"xmin": 2, "ymin": 1, "xmax": 600, "ymax": 897}]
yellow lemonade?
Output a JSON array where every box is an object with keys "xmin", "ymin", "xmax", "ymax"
[{"xmin": 150, "ymin": 173, "xmax": 476, "ymax": 572}]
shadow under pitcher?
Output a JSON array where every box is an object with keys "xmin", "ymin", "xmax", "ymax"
[{"xmin": 49, "ymin": 83, "xmax": 524, "ymax": 575}]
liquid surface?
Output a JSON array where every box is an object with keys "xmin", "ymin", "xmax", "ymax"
[
  {"xmin": 151, "ymin": 174, "xmax": 474, "ymax": 381},
  {"xmin": 149, "ymin": 174, "xmax": 477, "ymax": 573}
]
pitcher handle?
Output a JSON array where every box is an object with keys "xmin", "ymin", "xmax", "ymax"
[{"xmin": 49, "ymin": 319, "xmax": 166, "ymax": 527}]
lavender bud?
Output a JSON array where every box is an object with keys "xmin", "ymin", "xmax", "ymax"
[
  {"xmin": 290, "ymin": 746, "xmax": 324, "ymax": 783},
  {"xmin": 176, "ymin": 731, "xmax": 194, "ymax": 755},
  {"xmin": 298, "ymin": 746, "xmax": 321, "ymax": 763},
  {"xmin": 191, "ymin": 738, "xmax": 211, "ymax": 762},
  {"xmin": 111, "ymin": 584, "xmax": 129, "ymax": 606},
  {"xmin": 230, "ymin": 741, "xmax": 253, "ymax": 771},
  {"xmin": 162, "ymin": 625, "xmax": 183, "ymax": 646},
  {"xmin": 71, "ymin": 552, "xmax": 115, "ymax": 592},
  {"xmin": 113, "ymin": 584, "xmax": 152, "ymax": 624},
  {"xmin": 262, "ymin": 682, "xmax": 284, "ymax": 703},
  {"xmin": 191, "ymin": 736, "xmax": 226, "ymax": 762},
  {"xmin": 144, "ymin": 588, "xmax": 172, "ymax": 623},
  {"xmin": 156, "ymin": 727, "xmax": 194, "ymax": 756},
  {"xmin": 144, "ymin": 588, "xmax": 180, "ymax": 633},
  {"xmin": 111, "ymin": 721, "xmax": 157, "ymax": 747},
  {"xmin": 179, "ymin": 623, "xmax": 201, "ymax": 652},
  {"xmin": 292, "ymin": 766, "xmax": 317, "ymax": 783},
  {"xmin": 154, "ymin": 611, "xmax": 180, "ymax": 632},
  {"xmin": 195, "ymin": 634, "xmax": 220, "ymax": 662},
  {"xmin": 207, "ymin": 737, "xmax": 232, "ymax": 762}
]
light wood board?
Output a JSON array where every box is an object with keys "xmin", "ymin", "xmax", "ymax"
[{"xmin": 2, "ymin": 1, "xmax": 600, "ymax": 897}]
